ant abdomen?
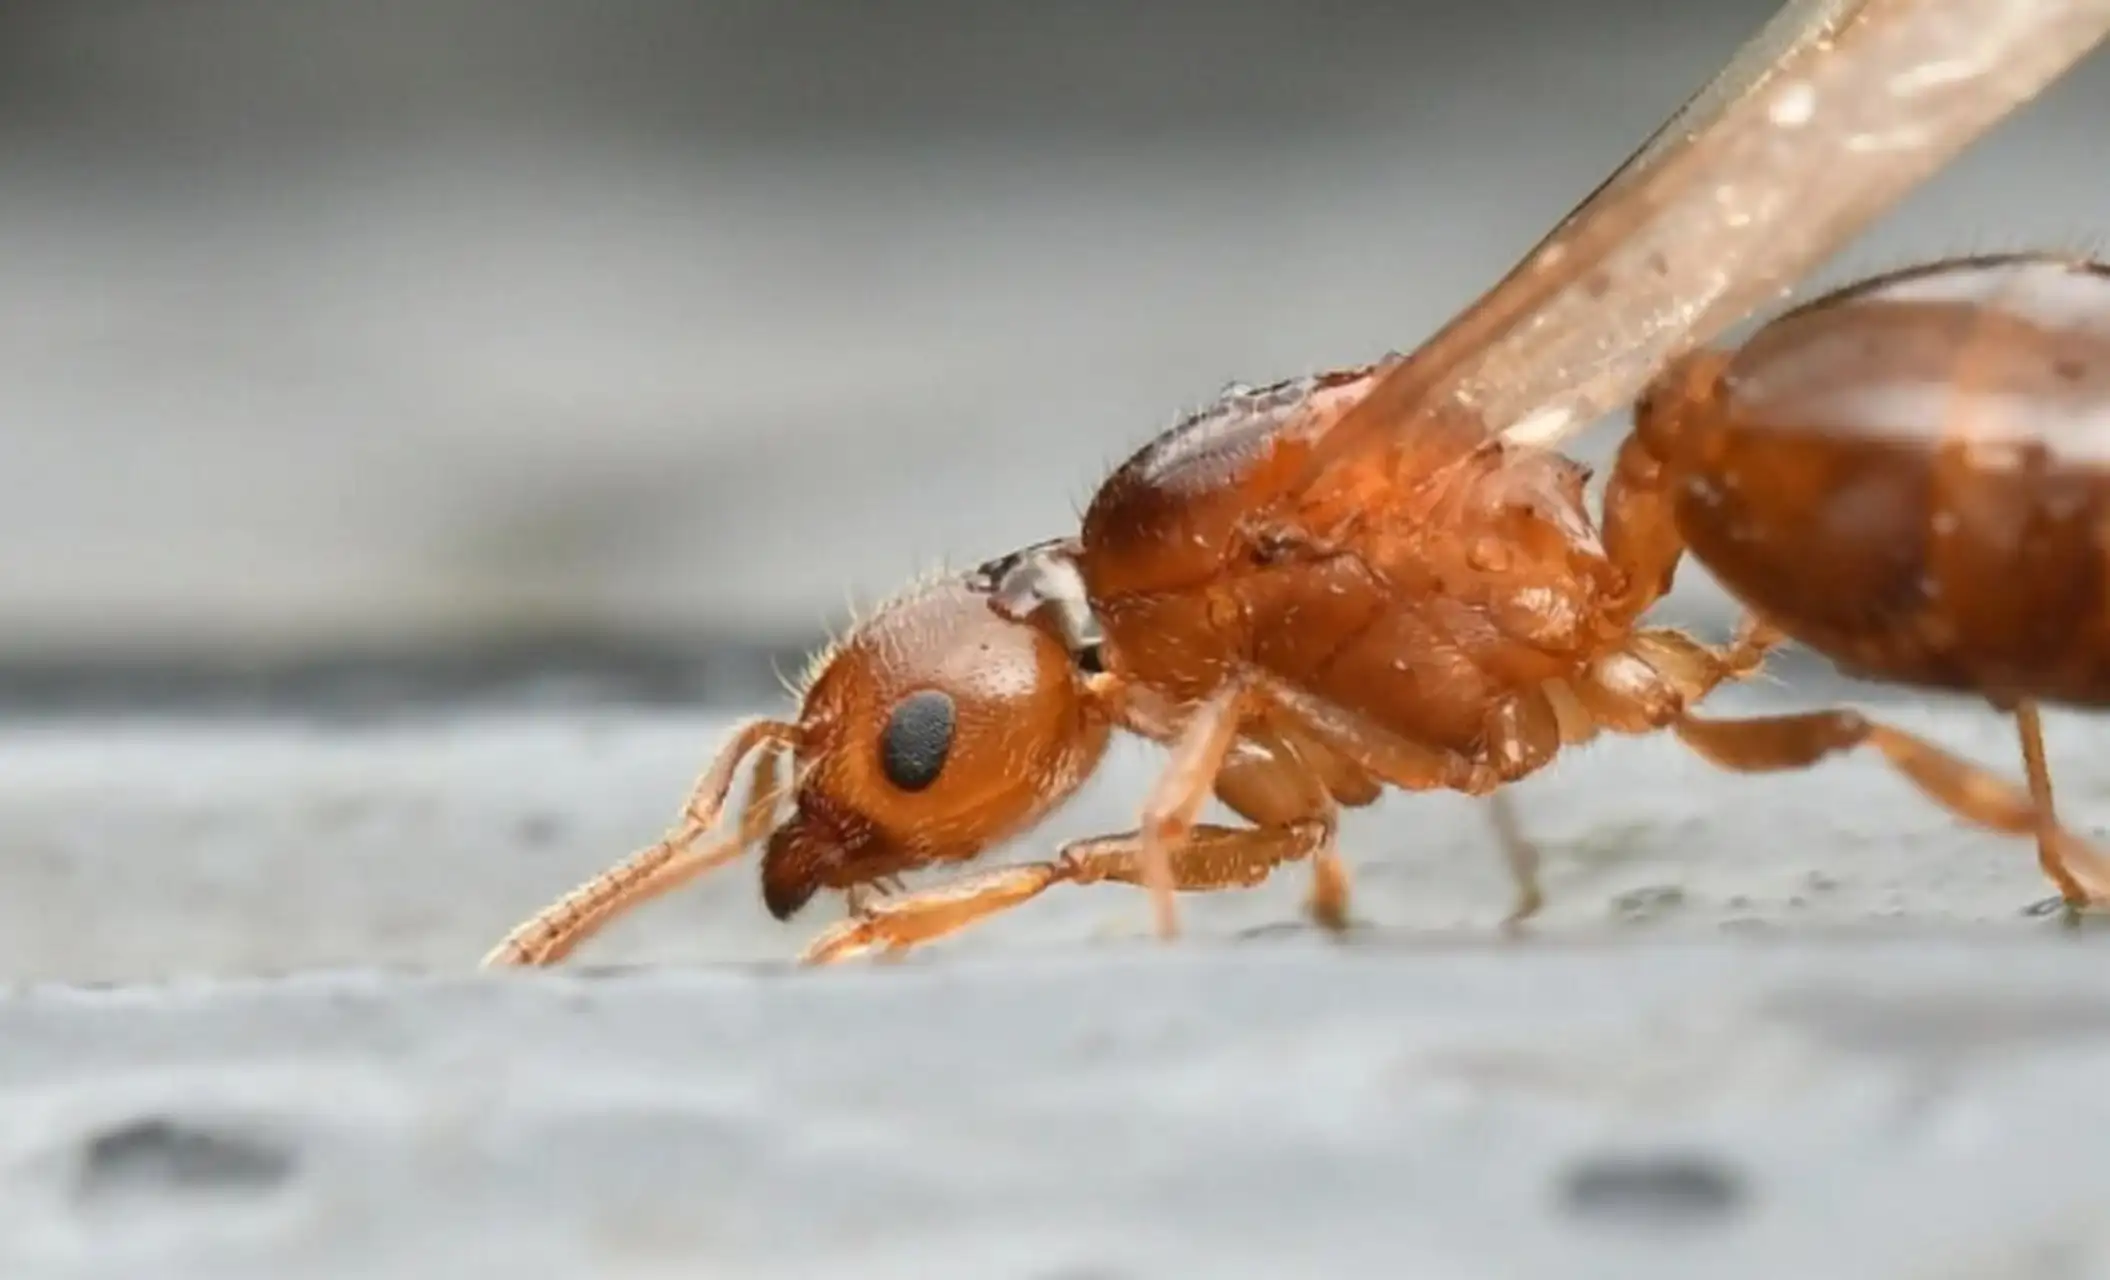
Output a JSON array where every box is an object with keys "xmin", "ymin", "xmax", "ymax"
[{"xmin": 1649, "ymin": 253, "xmax": 2110, "ymax": 704}]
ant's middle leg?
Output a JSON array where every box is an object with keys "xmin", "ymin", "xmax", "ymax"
[
  {"xmin": 1208, "ymin": 720, "xmax": 1357, "ymax": 934},
  {"xmin": 1245, "ymin": 677, "xmax": 1571, "ymax": 924},
  {"xmin": 1253, "ymin": 618, "xmax": 1783, "ymax": 927},
  {"xmin": 1483, "ymin": 790, "xmax": 1543, "ymax": 929}
]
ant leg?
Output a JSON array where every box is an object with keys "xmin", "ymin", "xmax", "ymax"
[
  {"xmin": 1308, "ymin": 844, "xmax": 1353, "ymax": 933},
  {"xmin": 481, "ymin": 719, "xmax": 793, "ymax": 967},
  {"xmin": 1476, "ymin": 691, "xmax": 1589, "ymax": 926},
  {"xmin": 1598, "ymin": 421, "xmax": 1691, "ymax": 626},
  {"xmin": 1481, "ymin": 619, "xmax": 1783, "ymax": 929},
  {"xmin": 1573, "ymin": 616, "xmax": 1784, "ymax": 737},
  {"xmin": 799, "ymin": 820, "xmax": 1333, "ymax": 965},
  {"xmin": 1135, "ymin": 681, "xmax": 1264, "ymax": 942},
  {"xmin": 1209, "ymin": 722, "xmax": 1352, "ymax": 933},
  {"xmin": 1252, "ymin": 635, "xmax": 1744, "ymax": 929},
  {"xmin": 1257, "ymin": 677, "xmax": 1576, "ymax": 921},
  {"xmin": 1671, "ymin": 707, "xmax": 2110, "ymax": 907},
  {"xmin": 2009, "ymin": 699, "xmax": 2080, "ymax": 920},
  {"xmin": 1485, "ymin": 790, "xmax": 1543, "ymax": 929}
]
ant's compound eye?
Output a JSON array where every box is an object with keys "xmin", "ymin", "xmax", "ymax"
[{"xmin": 879, "ymin": 689, "xmax": 956, "ymax": 792}]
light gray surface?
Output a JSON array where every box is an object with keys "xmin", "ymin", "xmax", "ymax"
[
  {"xmin": 1, "ymin": 680, "xmax": 2102, "ymax": 984},
  {"xmin": 5, "ymin": 1, "xmax": 2110, "ymax": 658},
  {"xmin": 9, "ymin": 682, "xmax": 2110, "ymax": 1276},
  {"xmin": 9, "ymin": 940, "xmax": 2110, "ymax": 1279}
]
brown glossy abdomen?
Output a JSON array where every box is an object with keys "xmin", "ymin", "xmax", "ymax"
[
  {"xmin": 1664, "ymin": 254, "xmax": 2110, "ymax": 705},
  {"xmin": 1077, "ymin": 365, "xmax": 1622, "ymax": 756}
]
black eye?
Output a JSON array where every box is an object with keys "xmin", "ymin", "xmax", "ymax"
[{"xmin": 879, "ymin": 689, "xmax": 956, "ymax": 792}]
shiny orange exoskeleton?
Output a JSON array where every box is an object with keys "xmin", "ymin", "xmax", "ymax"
[
  {"xmin": 485, "ymin": 361, "xmax": 1777, "ymax": 968},
  {"xmin": 483, "ymin": 0, "xmax": 2110, "ymax": 967}
]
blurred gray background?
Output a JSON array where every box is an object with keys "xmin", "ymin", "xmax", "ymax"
[{"xmin": 5, "ymin": 0, "xmax": 2107, "ymax": 697}]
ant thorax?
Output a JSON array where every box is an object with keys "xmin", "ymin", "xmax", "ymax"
[{"xmin": 971, "ymin": 538, "xmax": 1105, "ymax": 674}]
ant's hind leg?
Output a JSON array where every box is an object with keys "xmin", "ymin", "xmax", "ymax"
[
  {"xmin": 799, "ymin": 820, "xmax": 1333, "ymax": 965},
  {"xmin": 2009, "ymin": 699, "xmax": 2084, "ymax": 920},
  {"xmin": 1671, "ymin": 705, "xmax": 2110, "ymax": 908}
]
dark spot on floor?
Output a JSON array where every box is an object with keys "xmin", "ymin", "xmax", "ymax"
[
  {"xmin": 1231, "ymin": 918, "xmax": 1332, "ymax": 943},
  {"xmin": 74, "ymin": 1116, "xmax": 297, "ymax": 1203},
  {"xmin": 514, "ymin": 811, "xmax": 567, "ymax": 848},
  {"xmin": 1558, "ymin": 1150, "xmax": 1744, "ymax": 1226},
  {"xmin": 1611, "ymin": 884, "xmax": 1685, "ymax": 924}
]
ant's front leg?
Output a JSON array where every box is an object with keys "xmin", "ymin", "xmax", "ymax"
[
  {"xmin": 1131, "ymin": 680, "xmax": 1267, "ymax": 941},
  {"xmin": 799, "ymin": 820, "xmax": 1334, "ymax": 965}
]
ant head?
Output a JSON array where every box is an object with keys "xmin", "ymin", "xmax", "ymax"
[{"xmin": 760, "ymin": 542, "xmax": 1115, "ymax": 919}]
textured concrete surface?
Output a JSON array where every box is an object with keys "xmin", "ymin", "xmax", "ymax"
[
  {"xmin": 8, "ymin": 678, "xmax": 2110, "ymax": 1276},
  {"xmin": 9, "ymin": 941, "xmax": 2110, "ymax": 1279}
]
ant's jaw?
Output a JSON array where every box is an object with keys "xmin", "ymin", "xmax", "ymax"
[
  {"xmin": 759, "ymin": 800, "xmax": 872, "ymax": 922},
  {"xmin": 760, "ymin": 816, "xmax": 828, "ymax": 920}
]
